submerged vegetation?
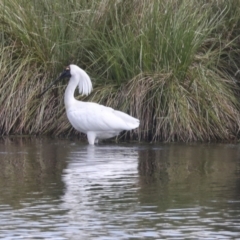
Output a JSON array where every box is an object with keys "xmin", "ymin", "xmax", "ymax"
[{"xmin": 1, "ymin": 0, "xmax": 240, "ymax": 141}]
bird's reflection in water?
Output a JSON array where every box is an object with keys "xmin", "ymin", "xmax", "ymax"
[{"xmin": 61, "ymin": 144, "xmax": 139, "ymax": 230}]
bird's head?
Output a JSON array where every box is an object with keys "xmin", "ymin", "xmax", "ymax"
[
  {"xmin": 58, "ymin": 65, "xmax": 71, "ymax": 79},
  {"xmin": 39, "ymin": 64, "xmax": 92, "ymax": 97}
]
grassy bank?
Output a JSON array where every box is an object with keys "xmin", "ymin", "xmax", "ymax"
[{"xmin": 1, "ymin": 0, "xmax": 240, "ymax": 141}]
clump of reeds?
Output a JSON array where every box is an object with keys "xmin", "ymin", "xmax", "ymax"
[{"xmin": 1, "ymin": 0, "xmax": 240, "ymax": 141}]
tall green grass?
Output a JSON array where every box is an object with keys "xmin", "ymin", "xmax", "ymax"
[{"xmin": 1, "ymin": 0, "xmax": 240, "ymax": 141}]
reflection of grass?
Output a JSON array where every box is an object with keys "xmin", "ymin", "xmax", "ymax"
[
  {"xmin": 138, "ymin": 143, "xmax": 238, "ymax": 189},
  {"xmin": 1, "ymin": 0, "xmax": 240, "ymax": 141},
  {"xmin": 0, "ymin": 137, "xmax": 67, "ymax": 207}
]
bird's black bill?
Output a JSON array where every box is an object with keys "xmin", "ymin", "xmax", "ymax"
[
  {"xmin": 38, "ymin": 67, "xmax": 71, "ymax": 98},
  {"xmin": 38, "ymin": 76, "xmax": 61, "ymax": 98}
]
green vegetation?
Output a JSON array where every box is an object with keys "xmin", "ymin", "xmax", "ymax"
[{"xmin": 1, "ymin": 0, "xmax": 240, "ymax": 141}]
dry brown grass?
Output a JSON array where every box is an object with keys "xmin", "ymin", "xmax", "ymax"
[{"xmin": 1, "ymin": 0, "xmax": 240, "ymax": 142}]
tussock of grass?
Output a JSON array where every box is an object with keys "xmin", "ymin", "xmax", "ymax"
[{"xmin": 1, "ymin": 0, "xmax": 240, "ymax": 141}]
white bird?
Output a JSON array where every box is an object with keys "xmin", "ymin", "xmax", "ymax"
[{"xmin": 40, "ymin": 64, "xmax": 140, "ymax": 145}]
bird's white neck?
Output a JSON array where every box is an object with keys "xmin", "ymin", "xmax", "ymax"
[
  {"xmin": 64, "ymin": 66, "xmax": 93, "ymax": 110},
  {"xmin": 64, "ymin": 77, "xmax": 79, "ymax": 110}
]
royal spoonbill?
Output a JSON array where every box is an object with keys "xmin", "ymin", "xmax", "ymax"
[{"xmin": 40, "ymin": 64, "xmax": 140, "ymax": 144}]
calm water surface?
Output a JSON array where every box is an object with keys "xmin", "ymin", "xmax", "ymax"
[{"xmin": 0, "ymin": 138, "xmax": 240, "ymax": 239}]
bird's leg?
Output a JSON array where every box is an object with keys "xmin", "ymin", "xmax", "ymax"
[{"xmin": 87, "ymin": 132, "xmax": 96, "ymax": 145}]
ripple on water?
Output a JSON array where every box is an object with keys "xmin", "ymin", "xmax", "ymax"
[{"xmin": 0, "ymin": 141, "xmax": 240, "ymax": 239}]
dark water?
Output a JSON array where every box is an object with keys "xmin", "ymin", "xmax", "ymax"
[{"xmin": 0, "ymin": 138, "xmax": 240, "ymax": 239}]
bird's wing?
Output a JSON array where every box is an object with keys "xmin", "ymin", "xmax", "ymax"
[
  {"xmin": 114, "ymin": 110, "xmax": 140, "ymax": 128},
  {"xmin": 67, "ymin": 103, "xmax": 139, "ymax": 132}
]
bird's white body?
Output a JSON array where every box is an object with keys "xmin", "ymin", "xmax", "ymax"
[{"xmin": 64, "ymin": 65, "xmax": 139, "ymax": 145}]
